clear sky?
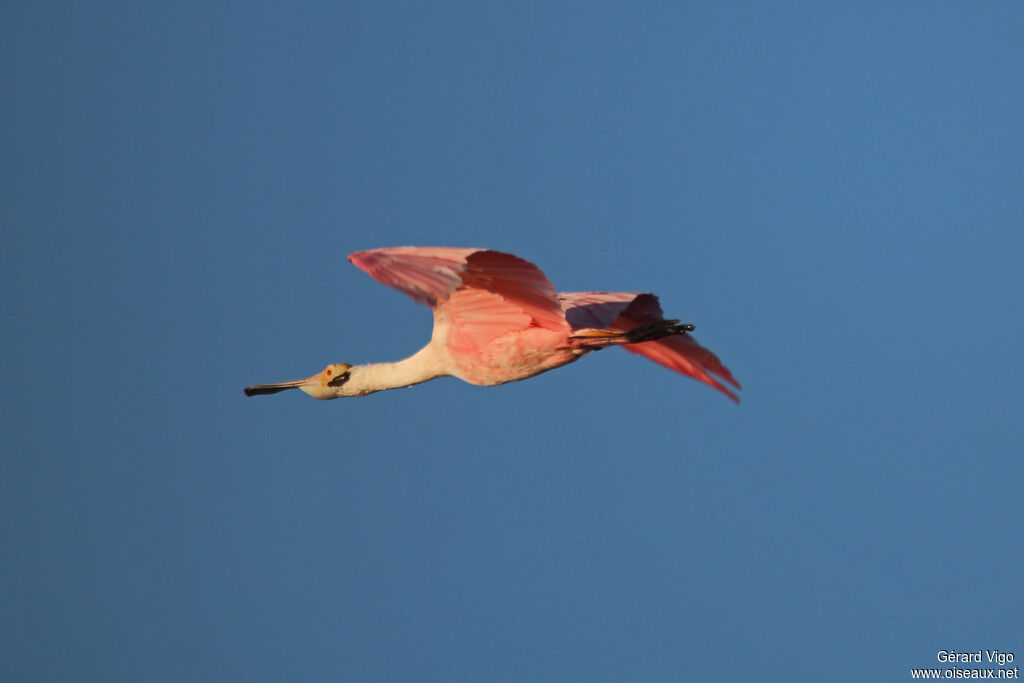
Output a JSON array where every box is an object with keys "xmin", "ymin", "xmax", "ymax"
[{"xmin": 3, "ymin": 2, "xmax": 1023, "ymax": 681}]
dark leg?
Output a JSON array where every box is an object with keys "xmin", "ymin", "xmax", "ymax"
[
  {"xmin": 624, "ymin": 319, "xmax": 695, "ymax": 343},
  {"xmin": 568, "ymin": 319, "xmax": 695, "ymax": 351}
]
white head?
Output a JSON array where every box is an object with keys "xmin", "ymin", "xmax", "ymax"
[{"xmin": 244, "ymin": 363, "xmax": 354, "ymax": 400}]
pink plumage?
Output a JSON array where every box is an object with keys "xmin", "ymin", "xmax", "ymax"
[
  {"xmin": 245, "ymin": 247, "xmax": 740, "ymax": 402},
  {"xmin": 558, "ymin": 291, "xmax": 740, "ymax": 401}
]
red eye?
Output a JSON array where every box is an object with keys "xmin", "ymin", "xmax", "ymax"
[{"xmin": 325, "ymin": 369, "xmax": 332, "ymax": 376}]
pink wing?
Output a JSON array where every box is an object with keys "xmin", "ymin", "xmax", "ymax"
[
  {"xmin": 349, "ymin": 247, "xmax": 570, "ymax": 356},
  {"xmin": 348, "ymin": 247, "xmax": 480, "ymax": 307},
  {"xmin": 560, "ymin": 291, "xmax": 742, "ymax": 402}
]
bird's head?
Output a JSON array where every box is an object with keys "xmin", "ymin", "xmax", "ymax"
[{"xmin": 244, "ymin": 363, "xmax": 353, "ymax": 400}]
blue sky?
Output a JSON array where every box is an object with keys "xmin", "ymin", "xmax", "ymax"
[{"xmin": 3, "ymin": 2, "xmax": 1023, "ymax": 680}]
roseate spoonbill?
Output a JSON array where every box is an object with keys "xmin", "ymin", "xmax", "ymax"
[{"xmin": 244, "ymin": 247, "xmax": 740, "ymax": 401}]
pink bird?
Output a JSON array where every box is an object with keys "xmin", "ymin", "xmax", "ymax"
[{"xmin": 244, "ymin": 247, "xmax": 740, "ymax": 402}]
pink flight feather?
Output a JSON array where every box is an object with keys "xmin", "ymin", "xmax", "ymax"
[{"xmin": 345, "ymin": 247, "xmax": 740, "ymax": 401}]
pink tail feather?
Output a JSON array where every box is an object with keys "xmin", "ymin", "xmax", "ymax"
[{"xmin": 623, "ymin": 335, "xmax": 741, "ymax": 402}]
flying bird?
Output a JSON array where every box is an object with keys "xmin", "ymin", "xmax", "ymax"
[{"xmin": 244, "ymin": 247, "xmax": 740, "ymax": 401}]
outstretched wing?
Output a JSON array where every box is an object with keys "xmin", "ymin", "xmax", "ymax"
[
  {"xmin": 349, "ymin": 247, "xmax": 570, "ymax": 355},
  {"xmin": 348, "ymin": 247, "xmax": 480, "ymax": 307},
  {"xmin": 559, "ymin": 291, "xmax": 742, "ymax": 402}
]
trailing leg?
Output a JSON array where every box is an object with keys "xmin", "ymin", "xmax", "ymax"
[{"xmin": 568, "ymin": 319, "xmax": 695, "ymax": 351}]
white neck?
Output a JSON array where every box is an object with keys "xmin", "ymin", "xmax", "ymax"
[{"xmin": 342, "ymin": 344, "xmax": 448, "ymax": 397}]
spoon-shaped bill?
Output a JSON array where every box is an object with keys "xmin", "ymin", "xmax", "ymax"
[{"xmin": 244, "ymin": 378, "xmax": 309, "ymax": 396}]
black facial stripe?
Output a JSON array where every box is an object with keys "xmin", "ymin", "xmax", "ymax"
[{"xmin": 327, "ymin": 373, "xmax": 350, "ymax": 387}]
